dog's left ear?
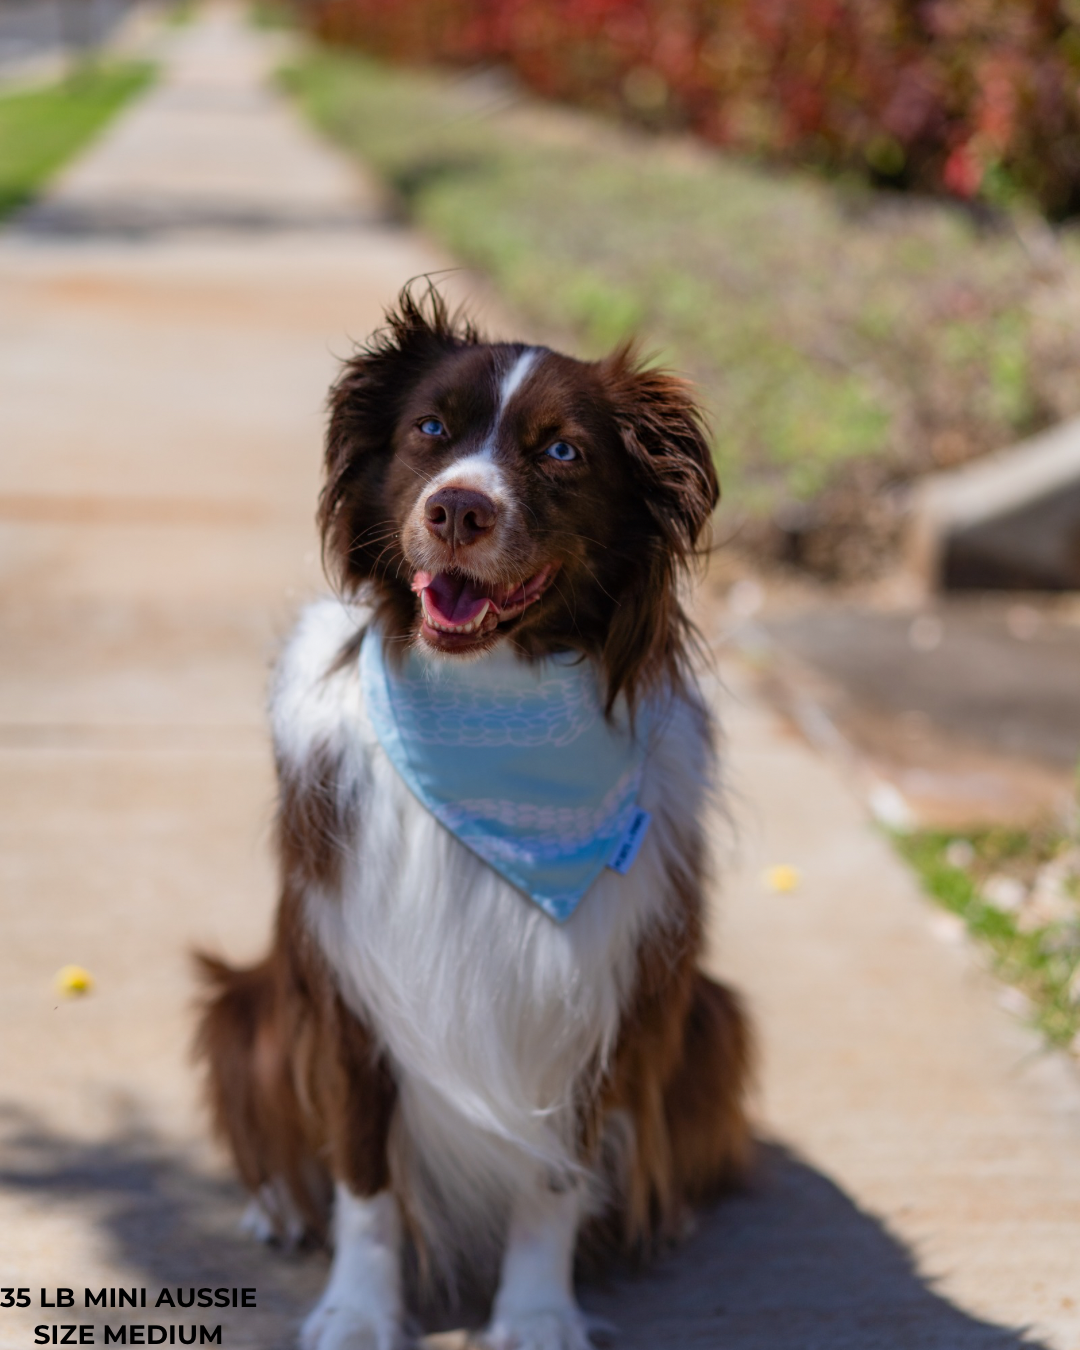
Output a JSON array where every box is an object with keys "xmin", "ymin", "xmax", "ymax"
[
  {"xmin": 605, "ymin": 347, "xmax": 718, "ymax": 553},
  {"xmin": 599, "ymin": 346, "xmax": 719, "ymax": 709}
]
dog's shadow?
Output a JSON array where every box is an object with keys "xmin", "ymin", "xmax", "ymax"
[
  {"xmin": 0, "ymin": 1108, "xmax": 1044, "ymax": 1350},
  {"xmin": 577, "ymin": 1143, "xmax": 1044, "ymax": 1349}
]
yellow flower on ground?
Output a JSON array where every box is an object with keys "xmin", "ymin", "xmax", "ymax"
[
  {"xmin": 54, "ymin": 965, "xmax": 94, "ymax": 997},
  {"xmin": 763, "ymin": 864, "xmax": 801, "ymax": 893}
]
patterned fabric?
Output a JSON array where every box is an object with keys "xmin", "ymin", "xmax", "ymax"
[{"xmin": 359, "ymin": 629, "xmax": 654, "ymax": 922}]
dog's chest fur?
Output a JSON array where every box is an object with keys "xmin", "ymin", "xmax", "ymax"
[{"xmin": 272, "ymin": 599, "xmax": 714, "ymax": 1251}]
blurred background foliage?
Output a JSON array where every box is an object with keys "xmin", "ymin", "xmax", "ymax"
[{"xmin": 303, "ymin": 0, "xmax": 1080, "ymax": 220}]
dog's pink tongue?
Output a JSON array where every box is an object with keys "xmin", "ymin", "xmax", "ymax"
[{"xmin": 414, "ymin": 571, "xmax": 494, "ymax": 626}]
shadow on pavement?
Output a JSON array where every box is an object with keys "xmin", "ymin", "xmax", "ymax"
[
  {"xmin": 582, "ymin": 1143, "xmax": 1045, "ymax": 1350},
  {"xmin": 0, "ymin": 1101, "xmax": 323, "ymax": 1350},
  {"xmin": 0, "ymin": 1113, "xmax": 1044, "ymax": 1350},
  {"xmin": 8, "ymin": 200, "xmax": 381, "ymax": 238}
]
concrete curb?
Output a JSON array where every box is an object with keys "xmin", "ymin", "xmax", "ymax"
[{"xmin": 908, "ymin": 416, "xmax": 1080, "ymax": 591}]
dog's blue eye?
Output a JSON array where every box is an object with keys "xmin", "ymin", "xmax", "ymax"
[
  {"xmin": 545, "ymin": 441, "xmax": 577, "ymax": 462},
  {"xmin": 419, "ymin": 418, "xmax": 445, "ymax": 437}
]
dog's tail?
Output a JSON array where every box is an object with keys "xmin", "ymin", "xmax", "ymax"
[{"xmin": 193, "ymin": 951, "xmax": 331, "ymax": 1244}]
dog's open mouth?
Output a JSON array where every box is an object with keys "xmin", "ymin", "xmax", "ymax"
[{"xmin": 412, "ymin": 565, "xmax": 557, "ymax": 647}]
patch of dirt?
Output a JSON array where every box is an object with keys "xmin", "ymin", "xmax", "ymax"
[{"xmin": 700, "ymin": 570, "xmax": 1080, "ymax": 828}]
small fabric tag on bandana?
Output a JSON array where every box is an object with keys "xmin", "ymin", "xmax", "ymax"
[
  {"xmin": 359, "ymin": 628, "xmax": 656, "ymax": 923},
  {"xmin": 607, "ymin": 808, "xmax": 652, "ymax": 875}
]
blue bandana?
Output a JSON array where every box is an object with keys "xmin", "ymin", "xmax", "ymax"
[{"xmin": 359, "ymin": 629, "xmax": 653, "ymax": 923}]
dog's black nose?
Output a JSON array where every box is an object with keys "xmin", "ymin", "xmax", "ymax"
[{"xmin": 424, "ymin": 487, "xmax": 498, "ymax": 547}]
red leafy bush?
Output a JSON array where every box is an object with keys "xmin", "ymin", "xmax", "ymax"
[{"xmin": 303, "ymin": 0, "xmax": 1080, "ymax": 216}]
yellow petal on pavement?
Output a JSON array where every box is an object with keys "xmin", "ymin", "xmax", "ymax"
[
  {"xmin": 54, "ymin": 964, "xmax": 94, "ymax": 997},
  {"xmin": 763, "ymin": 864, "xmax": 801, "ymax": 893}
]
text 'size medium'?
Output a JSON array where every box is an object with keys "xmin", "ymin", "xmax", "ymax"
[
  {"xmin": 22, "ymin": 1289, "xmax": 259, "ymax": 1346},
  {"xmin": 35, "ymin": 1327, "xmax": 224, "ymax": 1345}
]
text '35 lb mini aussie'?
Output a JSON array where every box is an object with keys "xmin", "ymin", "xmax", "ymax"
[{"xmin": 195, "ymin": 285, "xmax": 751, "ymax": 1350}]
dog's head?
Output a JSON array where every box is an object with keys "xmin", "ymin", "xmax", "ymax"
[{"xmin": 320, "ymin": 284, "xmax": 718, "ymax": 709}]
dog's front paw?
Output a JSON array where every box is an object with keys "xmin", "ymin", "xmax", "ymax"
[
  {"xmin": 482, "ymin": 1307, "xmax": 594, "ymax": 1350},
  {"xmin": 300, "ymin": 1299, "xmax": 402, "ymax": 1350}
]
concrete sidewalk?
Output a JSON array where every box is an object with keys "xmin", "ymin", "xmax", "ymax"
[{"xmin": 1, "ymin": 8, "xmax": 1078, "ymax": 1349}]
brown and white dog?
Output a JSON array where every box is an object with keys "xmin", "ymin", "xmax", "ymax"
[{"xmin": 196, "ymin": 286, "xmax": 751, "ymax": 1350}]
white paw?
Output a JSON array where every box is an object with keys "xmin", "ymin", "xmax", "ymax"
[
  {"xmin": 482, "ymin": 1307, "xmax": 594, "ymax": 1350},
  {"xmin": 240, "ymin": 1181, "xmax": 307, "ymax": 1248},
  {"xmin": 239, "ymin": 1198, "xmax": 277, "ymax": 1245},
  {"xmin": 299, "ymin": 1299, "xmax": 402, "ymax": 1350}
]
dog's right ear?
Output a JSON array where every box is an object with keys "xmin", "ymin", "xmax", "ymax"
[{"xmin": 319, "ymin": 282, "xmax": 479, "ymax": 590}]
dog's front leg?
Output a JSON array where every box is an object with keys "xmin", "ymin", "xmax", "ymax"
[
  {"xmin": 301, "ymin": 1184, "xmax": 403, "ymax": 1350},
  {"xmin": 484, "ymin": 1175, "xmax": 592, "ymax": 1350}
]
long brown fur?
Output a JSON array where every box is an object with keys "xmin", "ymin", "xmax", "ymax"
[{"xmin": 196, "ymin": 786, "xmax": 396, "ymax": 1244}]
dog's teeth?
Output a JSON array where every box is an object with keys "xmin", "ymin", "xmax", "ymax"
[
  {"xmin": 462, "ymin": 602, "xmax": 490, "ymax": 633},
  {"xmin": 426, "ymin": 600, "xmax": 490, "ymax": 636}
]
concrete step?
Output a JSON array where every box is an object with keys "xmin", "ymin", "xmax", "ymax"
[{"xmin": 909, "ymin": 416, "xmax": 1080, "ymax": 591}]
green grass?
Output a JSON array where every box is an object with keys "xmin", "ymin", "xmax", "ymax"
[
  {"xmin": 249, "ymin": 0, "xmax": 296, "ymax": 29},
  {"xmin": 279, "ymin": 49, "xmax": 1080, "ymax": 567},
  {"xmin": 0, "ymin": 61, "xmax": 153, "ymax": 220},
  {"xmin": 895, "ymin": 824, "xmax": 1080, "ymax": 1051},
  {"xmin": 166, "ymin": 0, "xmax": 197, "ymax": 26}
]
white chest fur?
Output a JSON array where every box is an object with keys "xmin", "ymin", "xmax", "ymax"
[{"xmin": 271, "ymin": 600, "xmax": 714, "ymax": 1261}]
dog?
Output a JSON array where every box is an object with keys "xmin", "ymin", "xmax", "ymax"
[{"xmin": 196, "ymin": 284, "xmax": 751, "ymax": 1350}]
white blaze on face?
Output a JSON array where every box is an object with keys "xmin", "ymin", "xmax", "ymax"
[
  {"xmin": 416, "ymin": 347, "xmax": 543, "ymax": 517},
  {"xmin": 426, "ymin": 450, "xmax": 508, "ymax": 504},
  {"xmin": 497, "ymin": 347, "xmax": 541, "ymax": 418}
]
